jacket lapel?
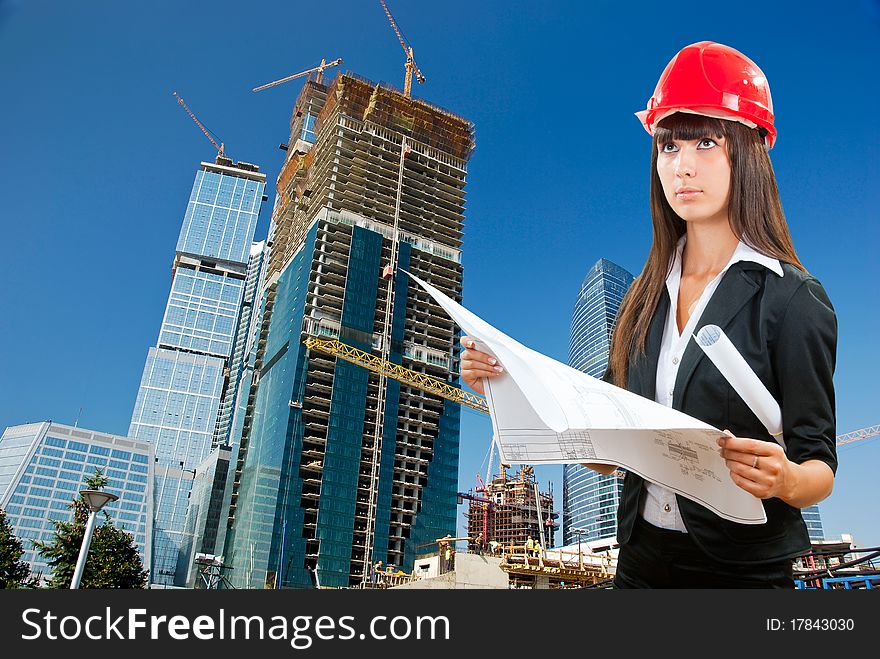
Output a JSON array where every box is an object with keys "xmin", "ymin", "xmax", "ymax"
[{"xmin": 672, "ymin": 263, "xmax": 761, "ymax": 408}]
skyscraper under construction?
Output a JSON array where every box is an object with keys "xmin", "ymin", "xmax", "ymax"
[{"xmin": 224, "ymin": 73, "xmax": 474, "ymax": 588}]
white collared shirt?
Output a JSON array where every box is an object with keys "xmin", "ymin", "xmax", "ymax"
[{"xmin": 640, "ymin": 236, "xmax": 784, "ymax": 531}]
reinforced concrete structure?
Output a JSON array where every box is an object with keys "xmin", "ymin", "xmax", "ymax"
[
  {"xmin": 224, "ymin": 73, "xmax": 474, "ymax": 589},
  {"xmin": 562, "ymin": 258, "xmax": 634, "ymax": 545},
  {"xmin": 0, "ymin": 421, "xmax": 154, "ymax": 582},
  {"xmin": 129, "ymin": 156, "xmax": 267, "ymax": 586},
  {"xmin": 465, "ymin": 465, "xmax": 557, "ymax": 552}
]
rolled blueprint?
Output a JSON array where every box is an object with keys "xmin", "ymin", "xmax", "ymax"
[{"xmin": 694, "ymin": 325, "xmax": 785, "ymax": 449}]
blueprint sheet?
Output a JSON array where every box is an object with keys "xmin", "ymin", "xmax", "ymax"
[{"xmin": 405, "ymin": 271, "xmax": 766, "ymax": 525}]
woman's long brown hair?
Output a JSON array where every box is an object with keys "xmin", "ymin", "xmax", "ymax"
[{"xmin": 606, "ymin": 113, "xmax": 805, "ymax": 387}]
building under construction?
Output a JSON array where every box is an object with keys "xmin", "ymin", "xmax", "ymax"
[
  {"xmin": 223, "ymin": 72, "xmax": 475, "ymax": 589},
  {"xmin": 465, "ymin": 465, "xmax": 558, "ymax": 552}
]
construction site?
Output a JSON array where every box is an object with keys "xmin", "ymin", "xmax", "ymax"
[
  {"xmin": 462, "ymin": 465, "xmax": 557, "ymax": 554},
  {"xmin": 161, "ymin": 3, "xmax": 880, "ymax": 592},
  {"xmin": 358, "ymin": 463, "xmax": 620, "ymax": 590}
]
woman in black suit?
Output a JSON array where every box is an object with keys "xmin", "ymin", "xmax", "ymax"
[{"xmin": 460, "ymin": 41, "xmax": 837, "ymax": 588}]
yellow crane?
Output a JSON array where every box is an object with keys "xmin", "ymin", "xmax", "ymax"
[
  {"xmin": 173, "ymin": 91, "xmax": 226, "ymax": 158},
  {"xmin": 304, "ymin": 337, "xmax": 487, "ymax": 413},
  {"xmin": 379, "ymin": 0, "xmax": 425, "ymax": 97},
  {"xmin": 252, "ymin": 58, "xmax": 343, "ymax": 93}
]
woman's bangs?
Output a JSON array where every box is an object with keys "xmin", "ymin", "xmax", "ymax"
[{"xmin": 654, "ymin": 113, "xmax": 727, "ymax": 142}]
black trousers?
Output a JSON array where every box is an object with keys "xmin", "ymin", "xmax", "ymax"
[{"xmin": 613, "ymin": 517, "xmax": 795, "ymax": 589}]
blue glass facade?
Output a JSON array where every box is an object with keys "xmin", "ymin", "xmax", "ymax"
[
  {"xmin": 158, "ymin": 267, "xmax": 246, "ymax": 358},
  {"xmin": 406, "ymin": 397, "xmax": 459, "ymax": 570},
  {"xmin": 0, "ymin": 422, "xmax": 154, "ymax": 582},
  {"xmin": 567, "ymin": 259, "xmax": 634, "ymax": 377},
  {"xmin": 177, "ymin": 168, "xmax": 264, "ymax": 264},
  {"xmin": 562, "ymin": 258, "xmax": 634, "ymax": 545},
  {"xmin": 130, "ymin": 349, "xmax": 226, "ymax": 466},
  {"xmin": 213, "ymin": 242, "xmax": 267, "ymax": 448},
  {"xmin": 129, "ymin": 348, "xmax": 225, "ymax": 584},
  {"xmin": 130, "ymin": 160, "xmax": 266, "ymax": 586},
  {"xmin": 315, "ymin": 226, "xmax": 383, "ymax": 587},
  {"xmin": 802, "ymin": 504, "xmax": 825, "ymax": 541},
  {"xmin": 226, "ymin": 223, "xmax": 318, "ymax": 589}
]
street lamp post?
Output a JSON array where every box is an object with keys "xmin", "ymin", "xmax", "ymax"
[
  {"xmin": 70, "ymin": 489, "xmax": 119, "ymax": 589},
  {"xmin": 571, "ymin": 527, "xmax": 585, "ymax": 570}
]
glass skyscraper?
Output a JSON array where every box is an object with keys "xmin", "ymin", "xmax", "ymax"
[
  {"xmin": 0, "ymin": 421, "xmax": 154, "ymax": 582},
  {"xmin": 129, "ymin": 158, "xmax": 266, "ymax": 586},
  {"xmin": 562, "ymin": 258, "xmax": 634, "ymax": 545},
  {"xmin": 802, "ymin": 505, "xmax": 825, "ymax": 541}
]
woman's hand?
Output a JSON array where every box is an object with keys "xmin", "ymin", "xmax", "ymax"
[
  {"xmin": 461, "ymin": 336, "xmax": 619, "ymax": 476},
  {"xmin": 718, "ymin": 431, "xmax": 834, "ymax": 507},
  {"xmin": 460, "ymin": 336, "xmax": 504, "ymax": 396}
]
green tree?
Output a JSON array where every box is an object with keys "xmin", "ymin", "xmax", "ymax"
[
  {"xmin": 0, "ymin": 507, "xmax": 38, "ymax": 588},
  {"xmin": 34, "ymin": 470, "xmax": 148, "ymax": 588}
]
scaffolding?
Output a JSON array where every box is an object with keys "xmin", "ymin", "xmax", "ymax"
[{"xmin": 464, "ymin": 465, "xmax": 559, "ymax": 553}]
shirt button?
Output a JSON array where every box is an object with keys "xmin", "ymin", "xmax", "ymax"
[
  {"xmin": 672, "ymin": 356, "xmax": 679, "ymax": 365},
  {"xmin": 668, "ymin": 390, "xmax": 674, "ymax": 397},
  {"xmin": 663, "ymin": 503, "xmax": 671, "ymax": 513}
]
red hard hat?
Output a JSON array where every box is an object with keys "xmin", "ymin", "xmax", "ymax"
[{"xmin": 636, "ymin": 41, "xmax": 776, "ymax": 149}]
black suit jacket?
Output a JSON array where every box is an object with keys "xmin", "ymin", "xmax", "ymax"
[{"xmin": 615, "ymin": 261, "xmax": 838, "ymax": 564}]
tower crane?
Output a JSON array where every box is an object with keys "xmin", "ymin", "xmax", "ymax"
[
  {"xmin": 173, "ymin": 91, "xmax": 226, "ymax": 158},
  {"xmin": 379, "ymin": 0, "xmax": 425, "ymax": 97},
  {"xmin": 252, "ymin": 58, "xmax": 343, "ymax": 93}
]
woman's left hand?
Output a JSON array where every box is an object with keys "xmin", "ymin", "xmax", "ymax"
[{"xmin": 717, "ymin": 431, "xmax": 796, "ymax": 501}]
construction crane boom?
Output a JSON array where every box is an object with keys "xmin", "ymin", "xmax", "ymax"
[
  {"xmin": 252, "ymin": 58, "xmax": 343, "ymax": 93},
  {"xmin": 379, "ymin": 0, "xmax": 425, "ymax": 97},
  {"xmin": 173, "ymin": 91, "xmax": 225, "ymax": 157},
  {"xmin": 304, "ymin": 337, "xmax": 488, "ymax": 413},
  {"xmin": 836, "ymin": 424, "xmax": 879, "ymax": 446}
]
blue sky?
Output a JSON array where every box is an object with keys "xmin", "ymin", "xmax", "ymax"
[{"xmin": 1, "ymin": 1, "xmax": 878, "ymax": 548}]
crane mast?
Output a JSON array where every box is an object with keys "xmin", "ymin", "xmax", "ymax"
[{"xmin": 379, "ymin": 0, "xmax": 425, "ymax": 97}]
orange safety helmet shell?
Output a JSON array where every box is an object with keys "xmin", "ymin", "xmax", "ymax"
[{"xmin": 636, "ymin": 41, "xmax": 777, "ymax": 149}]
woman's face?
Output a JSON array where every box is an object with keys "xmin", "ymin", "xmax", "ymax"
[{"xmin": 656, "ymin": 134, "xmax": 732, "ymax": 227}]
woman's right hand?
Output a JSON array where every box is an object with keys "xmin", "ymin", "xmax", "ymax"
[
  {"xmin": 461, "ymin": 336, "xmax": 617, "ymax": 476},
  {"xmin": 460, "ymin": 335, "xmax": 504, "ymax": 396}
]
